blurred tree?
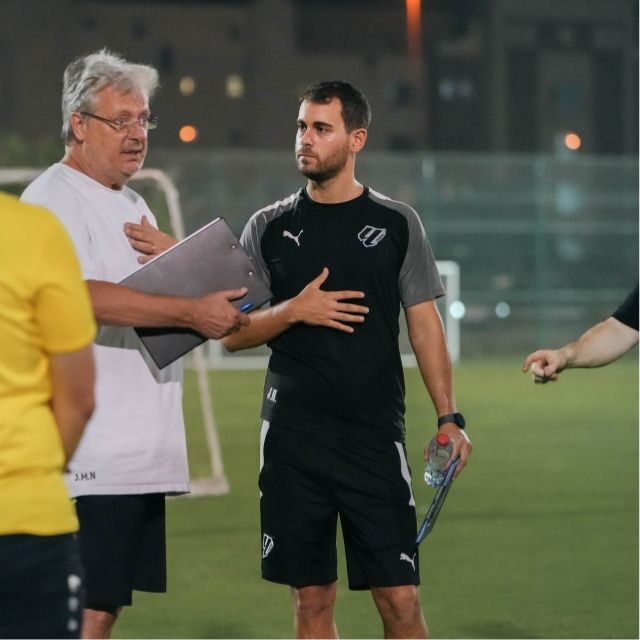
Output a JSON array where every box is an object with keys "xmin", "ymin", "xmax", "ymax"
[{"xmin": 0, "ymin": 132, "xmax": 61, "ymax": 167}]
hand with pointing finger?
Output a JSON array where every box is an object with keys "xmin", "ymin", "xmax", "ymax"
[{"xmin": 522, "ymin": 348, "xmax": 569, "ymax": 383}]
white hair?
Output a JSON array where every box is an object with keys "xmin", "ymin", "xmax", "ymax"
[{"xmin": 61, "ymin": 48, "xmax": 159, "ymax": 143}]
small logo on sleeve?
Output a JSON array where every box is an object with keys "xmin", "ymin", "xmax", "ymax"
[{"xmin": 266, "ymin": 387, "xmax": 278, "ymax": 403}]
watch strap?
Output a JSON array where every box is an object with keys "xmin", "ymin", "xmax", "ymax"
[{"xmin": 437, "ymin": 412, "xmax": 466, "ymax": 429}]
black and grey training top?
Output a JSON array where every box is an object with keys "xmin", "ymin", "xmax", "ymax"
[{"xmin": 240, "ymin": 187, "xmax": 444, "ymax": 442}]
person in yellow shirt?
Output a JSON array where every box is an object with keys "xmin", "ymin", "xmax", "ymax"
[{"xmin": 0, "ymin": 192, "xmax": 96, "ymax": 638}]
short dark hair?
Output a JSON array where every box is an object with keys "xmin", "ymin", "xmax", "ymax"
[{"xmin": 299, "ymin": 81, "xmax": 371, "ymax": 132}]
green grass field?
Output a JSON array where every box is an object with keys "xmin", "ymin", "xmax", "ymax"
[{"xmin": 114, "ymin": 358, "xmax": 638, "ymax": 639}]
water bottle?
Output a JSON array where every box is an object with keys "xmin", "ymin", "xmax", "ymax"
[{"xmin": 424, "ymin": 432, "xmax": 453, "ymax": 487}]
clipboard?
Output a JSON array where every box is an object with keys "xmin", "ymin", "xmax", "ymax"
[
  {"xmin": 415, "ymin": 457, "xmax": 459, "ymax": 546},
  {"xmin": 120, "ymin": 217, "xmax": 272, "ymax": 369}
]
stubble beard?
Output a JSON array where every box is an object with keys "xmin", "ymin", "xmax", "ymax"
[{"xmin": 296, "ymin": 143, "xmax": 350, "ymax": 184}]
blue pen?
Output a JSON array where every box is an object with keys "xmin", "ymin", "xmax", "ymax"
[{"xmin": 240, "ymin": 302, "xmax": 254, "ymax": 313}]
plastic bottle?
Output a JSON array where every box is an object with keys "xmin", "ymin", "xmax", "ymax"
[{"xmin": 424, "ymin": 432, "xmax": 453, "ymax": 487}]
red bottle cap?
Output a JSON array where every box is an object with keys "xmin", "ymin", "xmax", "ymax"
[{"xmin": 436, "ymin": 433, "xmax": 450, "ymax": 446}]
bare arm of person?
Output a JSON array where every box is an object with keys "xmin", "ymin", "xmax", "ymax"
[
  {"xmin": 49, "ymin": 345, "xmax": 95, "ymax": 463},
  {"xmin": 406, "ymin": 300, "xmax": 472, "ymax": 478},
  {"xmin": 522, "ymin": 316, "xmax": 639, "ymax": 383},
  {"xmin": 223, "ymin": 267, "xmax": 369, "ymax": 352},
  {"xmin": 87, "ymin": 281, "xmax": 250, "ymax": 339}
]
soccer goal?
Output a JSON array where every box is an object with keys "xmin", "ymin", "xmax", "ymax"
[{"xmin": 0, "ymin": 167, "xmax": 229, "ymax": 497}]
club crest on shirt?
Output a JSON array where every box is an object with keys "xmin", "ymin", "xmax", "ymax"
[{"xmin": 358, "ymin": 225, "xmax": 387, "ymax": 248}]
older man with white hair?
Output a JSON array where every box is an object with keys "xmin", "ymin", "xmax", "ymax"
[{"xmin": 22, "ymin": 49, "xmax": 248, "ymax": 638}]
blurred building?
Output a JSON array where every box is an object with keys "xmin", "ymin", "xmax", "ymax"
[{"xmin": 0, "ymin": 0, "xmax": 637, "ymax": 153}]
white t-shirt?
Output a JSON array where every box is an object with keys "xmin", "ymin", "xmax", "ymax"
[{"xmin": 22, "ymin": 163, "xmax": 190, "ymax": 496}]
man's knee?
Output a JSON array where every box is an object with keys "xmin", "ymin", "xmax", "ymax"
[
  {"xmin": 291, "ymin": 584, "xmax": 337, "ymax": 620},
  {"xmin": 82, "ymin": 606, "xmax": 119, "ymax": 639},
  {"xmin": 373, "ymin": 585, "xmax": 422, "ymax": 625}
]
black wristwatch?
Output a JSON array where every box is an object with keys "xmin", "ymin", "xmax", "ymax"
[{"xmin": 437, "ymin": 412, "xmax": 466, "ymax": 430}]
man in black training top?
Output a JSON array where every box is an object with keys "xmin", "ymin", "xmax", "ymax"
[
  {"xmin": 523, "ymin": 284, "xmax": 638, "ymax": 382},
  {"xmin": 223, "ymin": 81, "xmax": 472, "ymax": 640}
]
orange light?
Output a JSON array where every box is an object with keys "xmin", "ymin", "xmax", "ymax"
[
  {"xmin": 406, "ymin": 0, "xmax": 421, "ymax": 61},
  {"xmin": 179, "ymin": 125, "xmax": 198, "ymax": 143},
  {"xmin": 564, "ymin": 132, "xmax": 581, "ymax": 151}
]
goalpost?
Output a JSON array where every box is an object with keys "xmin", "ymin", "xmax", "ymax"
[{"xmin": 0, "ymin": 167, "xmax": 229, "ymax": 497}]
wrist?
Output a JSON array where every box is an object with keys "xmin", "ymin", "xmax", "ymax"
[
  {"xmin": 283, "ymin": 296, "xmax": 301, "ymax": 325},
  {"xmin": 561, "ymin": 344, "xmax": 576, "ymax": 368},
  {"xmin": 437, "ymin": 412, "xmax": 466, "ymax": 430},
  {"xmin": 175, "ymin": 296, "xmax": 198, "ymax": 329}
]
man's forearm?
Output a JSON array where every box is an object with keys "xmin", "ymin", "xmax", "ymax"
[
  {"xmin": 406, "ymin": 300, "xmax": 472, "ymax": 475},
  {"xmin": 406, "ymin": 301, "xmax": 456, "ymax": 417},
  {"xmin": 563, "ymin": 317, "xmax": 638, "ymax": 369},
  {"xmin": 223, "ymin": 300, "xmax": 297, "ymax": 351},
  {"xmin": 88, "ymin": 281, "xmax": 250, "ymax": 340},
  {"xmin": 412, "ymin": 332, "xmax": 456, "ymax": 416},
  {"xmin": 88, "ymin": 280, "xmax": 199, "ymax": 327}
]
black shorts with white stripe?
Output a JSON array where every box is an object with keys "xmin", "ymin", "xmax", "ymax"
[{"xmin": 259, "ymin": 422, "xmax": 420, "ymax": 590}]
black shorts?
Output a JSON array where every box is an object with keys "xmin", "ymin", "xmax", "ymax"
[
  {"xmin": 75, "ymin": 493, "xmax": 166, "ymax": 608},
  {"xmin": 258, "ymin": 422, "xmax": 420, "ymax": 590},
  {"xmin": 0, "ymin": 533, "xmax": 84, "ymax": 638}
]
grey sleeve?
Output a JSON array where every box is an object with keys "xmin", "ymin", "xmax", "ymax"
[
  {"xmin": 239, "ymin": 212, "xmax": 271, "ymax": 288},
  {"xmin": 399, "ymin": 206, "xmax": 445, "ymax": 307}
]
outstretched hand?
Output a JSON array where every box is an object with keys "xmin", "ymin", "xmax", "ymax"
[
  {"xmin": 124, "ymin": 215, "xmax": 177, "ymax": 264},
  {"xmin": 289, "ymin": 268, "xmax": 369, "ymax": 333}
]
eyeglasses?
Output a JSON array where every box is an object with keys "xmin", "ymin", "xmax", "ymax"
[{"xmin": 79, "ymin": 111, "xmax": 159, "ymax": 134}]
